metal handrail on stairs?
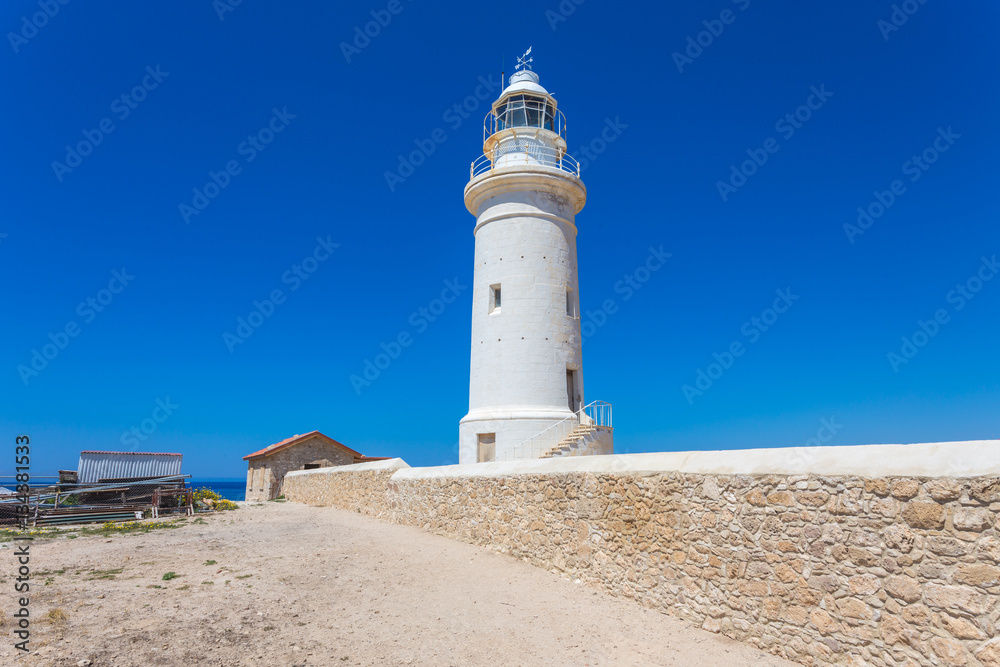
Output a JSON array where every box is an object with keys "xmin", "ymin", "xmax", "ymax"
[{"xmin": 487, "ymin": 401, "xmax": 612, "ymax": 462}]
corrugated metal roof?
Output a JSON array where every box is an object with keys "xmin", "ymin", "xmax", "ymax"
[
  {"xmin": 78, "ymin": 451, "xmax": 183, "ymax": 484},
  {"xmin": 80, "ymin": 450, "xmax": 181, "ymax": 456}
]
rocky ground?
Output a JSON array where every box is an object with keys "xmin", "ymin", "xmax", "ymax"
[{"xmin": 0, "ymin": 501, "xmax": 796, "ymax": 666}]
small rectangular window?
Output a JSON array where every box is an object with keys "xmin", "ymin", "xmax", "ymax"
[
  {"xmin": 566, "ymin": 289, "xmax": 576, "ymax": 317},
  {"xmin": 490, "ymin": 284, "xmax": 501, "ymax": 313}
]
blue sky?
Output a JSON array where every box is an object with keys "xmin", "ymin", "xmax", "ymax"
[{"xmin": 2, "ymin": 0, "xmax": 998, "ymax": 478}]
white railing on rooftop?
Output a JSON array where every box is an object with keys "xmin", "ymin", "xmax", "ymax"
[
  {"xmin": 470, "ymin": 146, "xmax": 581, "ymax": 180},
  {"xmin": 488, "ymin": 400, "xmax": 612, "ymax": 463}
]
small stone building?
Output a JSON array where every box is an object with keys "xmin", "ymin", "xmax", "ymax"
[{"xmin": 243, "ymin": 431, "xmax": 386, "ymax": 501}]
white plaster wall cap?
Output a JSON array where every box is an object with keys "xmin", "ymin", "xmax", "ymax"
[
  {"xmin": 285, "ymin": 457, "xmax": 410, "ymax": 477},
  {"xmin": 390, "ymin": 441, "xmax": 1000, "ymax": 480}
]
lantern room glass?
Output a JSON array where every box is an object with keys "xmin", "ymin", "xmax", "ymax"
[{"xmin": 495, "ymin": 94, "xmax": 556, "ymax": 132}]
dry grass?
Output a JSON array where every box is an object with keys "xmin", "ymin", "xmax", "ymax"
[{"xmin": 46, "ymin": 608, "xmax": 69, "ymax": 624}]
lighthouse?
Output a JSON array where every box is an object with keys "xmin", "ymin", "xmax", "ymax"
[{"xmin": 459, "ymin": 50, "xmax": 613, "ymax": 464}]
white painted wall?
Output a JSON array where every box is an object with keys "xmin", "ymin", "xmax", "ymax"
[{"xmin": 460, "ymin": 170, "xmax": 587, "ymax": 463}]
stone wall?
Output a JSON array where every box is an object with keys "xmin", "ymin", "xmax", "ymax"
[
  {"xmin": 284, "ymin": 441, "xmax": 1000, "ymax": 667},
  {"xmin": 281, "ymin": 458, "xmax": 408, "ymax": 517}
]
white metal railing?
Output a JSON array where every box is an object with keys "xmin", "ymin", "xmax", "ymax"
[
  {"xmin": 488, "ymin": 400, "xmax": 612, "ymax": 462},
  {"xmin": 585, "ymin": 400, "xmax": 612, "ymax": 430},
  {"xmin": 470, "ymin": 146, "xmax": 581, "ymax": 180}
]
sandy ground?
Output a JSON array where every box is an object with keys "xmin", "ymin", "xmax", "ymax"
[{"xmin": 1, "ymin": 502, "xmax": 797, "ymax": 667}]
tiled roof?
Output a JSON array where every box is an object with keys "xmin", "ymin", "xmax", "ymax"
[{"xmin": 242, "ymin": 431, "xmax": 369, "ymax": 461}]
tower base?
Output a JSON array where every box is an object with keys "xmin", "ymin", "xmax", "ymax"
[{"xmin": 459, "ymin": 405, "xmax": 612, "ymax": 463}]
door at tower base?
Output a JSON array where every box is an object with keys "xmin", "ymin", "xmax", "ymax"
[
  {"xmin": 477, "ymin": 433, "xmax": 495, "ymax": 463},
  {"xmin": 566, "ymin": 370, "xmax": 577, "ymax": 411}
]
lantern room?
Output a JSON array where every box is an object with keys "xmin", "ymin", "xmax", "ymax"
[{"xmin": 475, "ymin": 68, "xmax": 573, "ymax": 175}]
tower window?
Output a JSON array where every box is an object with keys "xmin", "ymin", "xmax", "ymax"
[
  {"xmin": 489, "ymin": 284, "xmax": 501, "ymax": 313},
  {"xmin": 566, "ymin": 289, "xmax": 576, "ymax": 317}
]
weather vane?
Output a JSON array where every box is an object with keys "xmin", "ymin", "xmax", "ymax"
[{"xmin": 516, "ymin": 46, "xmax": 533, "ymax": 71}]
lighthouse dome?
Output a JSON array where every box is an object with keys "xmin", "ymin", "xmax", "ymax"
[{"xmin": 501, "ymin": 70, "xmax": 550, "ymax": 97}]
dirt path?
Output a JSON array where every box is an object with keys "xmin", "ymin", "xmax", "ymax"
[{"xmin": 3, "ymin": 502, "xmax": 796, "ymax": 666}]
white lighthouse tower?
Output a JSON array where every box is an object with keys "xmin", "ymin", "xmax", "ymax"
[{"xmin": 459, "ymin": 50, "xmax": 613, "ymax": 464}]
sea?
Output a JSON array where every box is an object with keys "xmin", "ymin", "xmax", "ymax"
[
  {"xmin": 190, "ymin": 479, "xmax": 246, "ymax": 501},
  {"xmin": 0, "ymin": 476, "xmax": 248, "ymax": 502}
]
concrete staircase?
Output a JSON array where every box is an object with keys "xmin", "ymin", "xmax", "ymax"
[
  {"xmin": 539, "ymin": 422, "xmax": 598, "ymax": 459},
  {"xmin": 492, "ymin": 401, "xmax": 610, "ymax": 463}
]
